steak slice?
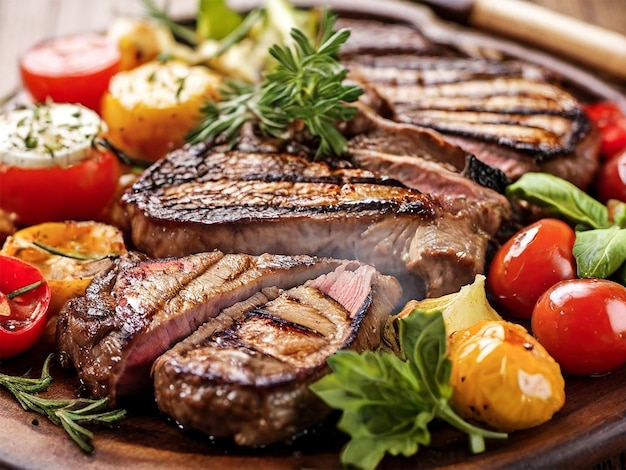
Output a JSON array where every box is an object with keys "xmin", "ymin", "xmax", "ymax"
[
  {"xmin": 152, "ymin": 262, "xmax": 401, "ymax": 446},
  {"xmin": 122, "ymin": 146, "xmax": 491, "ymax": 299},
  {"xmin": 346, "ymin": 53, "xmax": 600, "ymax": 189},
  {"xmin": 338, "ymin": 18, "xmax": 600, "ymax": 189},
  {"xmin": 345, "ymin": 105, "xmax": 512, "ymax": 239},
  {"xmin": 56, "ymin": 250, "xmax": 345, "ymax": 403}
]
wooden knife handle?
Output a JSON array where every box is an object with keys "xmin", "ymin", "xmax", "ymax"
[{"xmin": 470, "ymin": 0, "xmax": 626, "ymax": 79}]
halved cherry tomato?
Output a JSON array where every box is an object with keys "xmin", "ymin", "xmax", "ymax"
[
  {"xmin": 19, "ymin": 33, "xmax": 121, "ymax": 113},
  {"xmin": 0, "ymin": 255, "xmax": 51, "ymax": 359},
  {"xmin": 0, "ymin": 149, "xmax": 120, "ymax": 226},
  {"xmin": 1, "ymin": 221, "xmax": 127, "ymax": 315},
  {"xmin": 532, "ymin": 278, "xmax": 626, "ymax": 376},
  {"xmin": 597, "ymin": 149, "xmax": 626, "ymax": 203},
  {"xmin": 487, "ymin": 219, "xmax": 577, "ymax": 320},
  {"xmin": 584, "ymin": 102, "xmax": 626, "ymax": 160}
]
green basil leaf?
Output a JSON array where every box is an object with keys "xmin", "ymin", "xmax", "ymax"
[
  {"xmin": 197, "ymin": 0, "xmax": 243, "ymax": 40},
  {"xmin": 613, "ymin": 202, "xmax": 626, "ymax": 228},
  {"xmin": 506, "ymin": 173, "xmax": 609, "ymax": 229},
  {"xmin": 573, "ymin": 226, "xmax": 626, "ymax": 280}
]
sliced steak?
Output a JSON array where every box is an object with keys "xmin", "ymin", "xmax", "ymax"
[
  {"xmin": 122, "ymin": 146, "xmax": 491, "ymax": 299},
  {"xmin": 336, "ymin": 17, "xmax": 451, "ymax": 58},
  {"xmin": 339, "ymin": 19, "xmax": 600, "ymax": 189},
  {"xmin": 345, "ymin": 105, "xmax": 512, "ymax": 238},
  {"xmin": 56, "ymin": 250, "xmax": 346, "ymax": 403},
  {"xmin": 153, "ymin": 262, "xmax": 401, "ymax": 446}
]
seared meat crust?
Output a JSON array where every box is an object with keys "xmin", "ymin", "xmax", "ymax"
[
  {"xmin": 57, "ymin": 250, "xmax": 345, "ymax": 403},
  {"xmin": 153, "ymin": 262, "xmax": 401, "ymax": 446},
  {"xmin": 123, "ymin": 147, "xmax": 491, "ymax": 299}
]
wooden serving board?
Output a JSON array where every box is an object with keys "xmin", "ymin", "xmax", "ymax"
[
  {"xmin": 1, "ymin": 1, "xmax": 625, "ymax": 468},
  {"xmin": 0, "ymin": 322, "xmax": 625, "ymax": 470}
]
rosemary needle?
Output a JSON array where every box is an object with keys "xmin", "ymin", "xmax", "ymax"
[
  {"xmin": 186, "ymin": 10, "xmax": 363, "ymax": 158},
  {"xmin": 0, "ymin": 354, "xmax": 127, "ymax": 453}
]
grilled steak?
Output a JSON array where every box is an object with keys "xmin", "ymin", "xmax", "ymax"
[
  {"xmin": 340, "ymin": 18, "xmax": 600, "ymax": 189},
  {"xmin": 345, "ymin": 105, "xmax": 512, "ymax": 238},
  {"xmin": 153, "ymin": 261, "xmax": 401, "ymax": 446},
  {"xmin": 56, "ymin": 250, "xmax": 348, "ymax": 403},
  {"xmin": 122, "ymin": 146, "xmax": 491, "ymax": 299}
]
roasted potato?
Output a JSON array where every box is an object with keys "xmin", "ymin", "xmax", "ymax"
[{"xmin": 101, "ymin": 60, "xmax": 221, "ymax": 162}]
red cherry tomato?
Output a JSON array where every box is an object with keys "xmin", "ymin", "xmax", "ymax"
[
  {"xmin": 584, "ymin": 102, "xmax": 626, "ymax": 160},
  {"xmin": 487, "ymin": 219, "xmax": 577, "ymax": 320},
  {"xmin": 0, "ymin": 255, "xmax": 51, "ymax": 359},
  {"xmin": 597, "ymin": 149, "xmax": 626, "ymax": 203},
  {"xmin": 532, "ymin": 278, "xmax": 626, "ymax": 376},
  {"xmin": 0, "ymin": 149, "xmax": 120, "ymax": 226},
  {"xmin": 600, "ymin": 119, "xmax": 626, "ymax": 161},
  {"xmin": 19, "ymin": 33, "xmax": 120, "ymax": 113}
]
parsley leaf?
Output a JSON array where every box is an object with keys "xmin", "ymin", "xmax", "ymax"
[{"xmin": 310, "ymin": 311, "xmax": 507, "ymax": 470}]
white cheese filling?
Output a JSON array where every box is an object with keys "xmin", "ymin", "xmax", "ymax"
[{"xmin": 0, "ymin": 103, "xmax": 106, "ymax": 169}]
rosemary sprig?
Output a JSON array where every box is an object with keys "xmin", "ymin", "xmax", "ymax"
[
  {"xmin": 186, "ymin": 80, "xmax": 287, "ymax": 145},
  {"xmin": 0, "ymin": 354, "xmax": 127, "ymax": 453},
  {"xmin": 32, "ymin": 241, "xmax": 107, "ymax": 261},
  {"xmin": 186, "ymin": 10, "xmax": 363, "ymax": 158},
  {"xmin": 7, "ymin": 281, "xmax": 44, "ymax": 299},
  {"xmin": 142, "ymin": 0, "xmax": 199, "ymax": 46}
]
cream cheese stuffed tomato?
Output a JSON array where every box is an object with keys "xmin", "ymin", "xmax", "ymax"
[{"xmin": 0, "ymin": 103, "xmax": 120, "ymax": 226}]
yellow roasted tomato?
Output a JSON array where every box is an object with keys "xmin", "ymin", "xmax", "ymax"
[
  {"xmin": 0, "ymin": 221, "xmax": 127, "ymax": 315},
  {"xmin": 101, "ymin": 60, "xmax": 221, "ymax": 162},
  {"xmin": 448, "ymin": 320, "xmax": 565, "ymax": 432}
]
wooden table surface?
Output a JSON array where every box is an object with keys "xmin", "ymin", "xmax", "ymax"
[{"xmin": 0, "ymin": 0, "xmax": 625, "ymax": 100}]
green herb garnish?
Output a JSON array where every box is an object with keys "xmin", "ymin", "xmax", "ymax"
[
  {"xmin": 507, "ymin": 172, "xmax": 626, "ymax": 284},
  {"xmin": 186, "ymin": 10, "xmax": 363, "ymax": 158},
  {"xmin": 7, "ymin": 281, "xmax": 44, "ymax": 300},
  {"xmin": 175, "ymin": 76, "xmax": 187, "ymax": 101},
  {"xmin": 142, "ymin": 0, "xmax": 199, "ymax": 46},
  {"xmin": 0, "ymin": 355, "xmax": 126, "ymax": 453},
  {"xmin": 310, "ymin": 311, "xmax": 507, "ymax": 470},
  {"xmin": 196, "ymin": 0, "xmax": 243, "ymax": 41},
  {"xmin": 32, "ymin": 241, "xmax": 105, "ymax": 261}
]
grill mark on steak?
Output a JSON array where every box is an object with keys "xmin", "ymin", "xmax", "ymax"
[
  {"xmin": 339, "ymin": 17, "xmax": 600, "ymax": 188},
  {"xmin": 336, "ymin": 18, "xmax": 447, "ymax": 57},
  {"xmin": 56, "ymin": 251, "xmax": 346, "ymax": 403},
  {"xmin": 123, "ymin": 147, "xmax": 491, "ymax": 299},
  {"xmin": 344, "ymin": 54, "xmax": 550, "ymax": 83},
  {"xmin": 153, "ymin": 262, "xmax": 401, "ymax": 446},
  {"xmin": 358, "ymin": 73, "xmax": 587, "ymax": 158}
]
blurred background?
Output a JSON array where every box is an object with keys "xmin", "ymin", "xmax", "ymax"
[{"xmin": 1, "ymin": 0, "xmax": 625, "ymax": 99}]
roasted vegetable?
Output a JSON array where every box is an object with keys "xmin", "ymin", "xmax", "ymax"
[
  {"xmin": 0, "ymin": 221, "xmax": 126, "ymax": 315},
  {"xmin": 383, "ymin": 275, "xmax": 502, "ymax": 354},
  {"xmin": 311, "ymin": 310, "xmax": 507, "ymax": 470},
  {"xmin": 0, "ymin": 104, "xmax": 120, "ymax": 226},
  {"xmin": 101, "ymin": 60, "xmax": 221, "ymax": 162},
  {"xmin": 0, "ymin": 255, "xmax": 51, "ymax": 359},
  {"xmin": 448, "ymin": 320, "xmax": 565, "ymax": 432}
]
